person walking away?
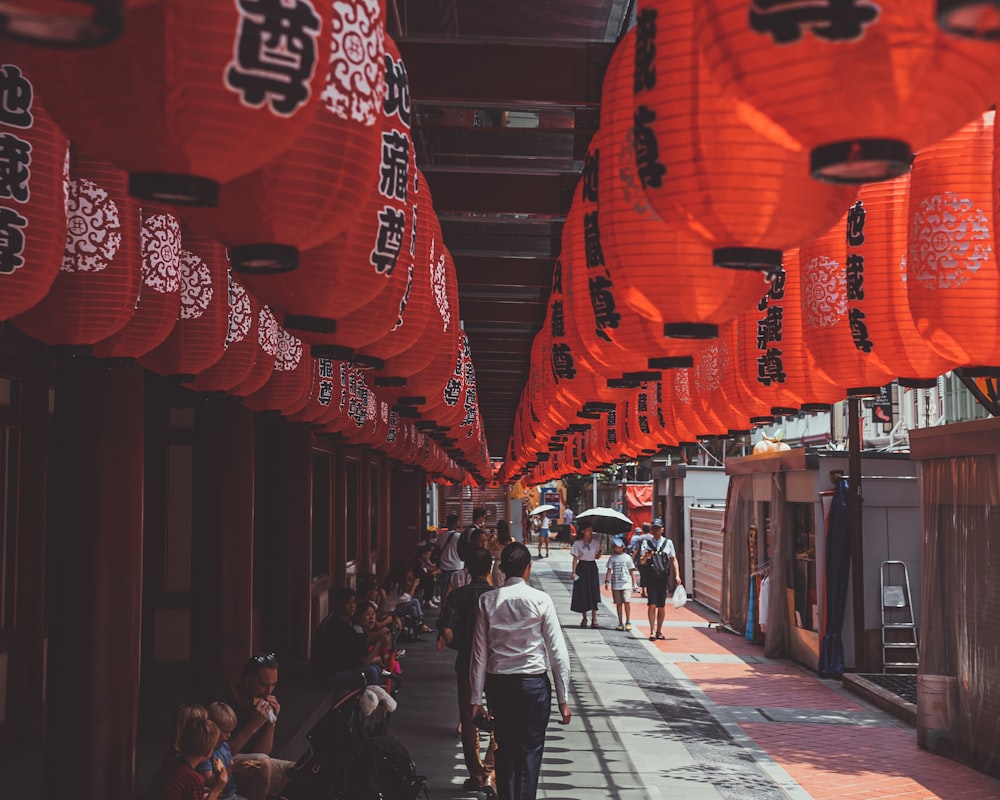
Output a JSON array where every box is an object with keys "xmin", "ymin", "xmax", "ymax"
[
  {"xmin": 436, "ymin": 513, "xmax": 464, "ymax": 603},
  {"xmin": 636, "ymin": 518, "xmax": 682, "ymax": 641},
  {"xmin": 470, "ymin": 543, "xmax": 571, "ymax": 800},
  {"xmin": 537, "ymin": 513, "xmax": 551, "ymax": 558},
  {"xmin": 569, "ymin": 520, "xmax": 602, "ymax": 628},
  {"xmin": 604, "ymin": 536, "xmax": 638, "ymax": 631},
  {"xmin": 437, "ymin": 547, "xmax": 498, "ymax": 793},
  {"xmin": 491, "ymin": 520, "xmax": 513, "ymax": 588}
]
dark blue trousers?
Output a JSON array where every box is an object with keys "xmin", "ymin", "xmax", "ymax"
[{"xmin": 485, "ymin": 673, "xmax": 552, "ymax": 800}]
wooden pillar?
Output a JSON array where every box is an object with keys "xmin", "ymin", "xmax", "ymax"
[
  {"xmin": 848, "ymin": 397, "xmax": 867, "ymax": 672},
  {"xmin": 44, "ymin": 355, "xmax": 144, "ymax": 800},
  {"xmin": 284, "ymin": 423, "xmax": 313, "ymax": 663},
  {"xmin": 191, "ymin": 396, "xmax": 255, "ymax": 696},
  {"xmin": 7, "ymin": 350, "xmax": 49, "ymax": 720}
]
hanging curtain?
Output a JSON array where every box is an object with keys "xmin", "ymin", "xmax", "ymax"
[
  {"xmin": 720, "ymin": 474, "xmax": 752, "ymax": 634},
  {"xmin": 919, "ymin": 452, "xmax": 1000, "ymax": 773},
  {"xmin": 764, "ymin": 472, "xmax": 792, "ymax": 660}
]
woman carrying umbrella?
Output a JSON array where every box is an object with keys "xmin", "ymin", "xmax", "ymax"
[{"xmin": 570, "ymin": 519, "xmax": 603, "ymax": 628}]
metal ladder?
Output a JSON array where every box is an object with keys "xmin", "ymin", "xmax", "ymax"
[{"xmin": 880, "ymin": 560, "xmax": 919, "ymax": 673}]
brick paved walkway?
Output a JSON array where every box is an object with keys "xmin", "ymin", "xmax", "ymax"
[{"xmin": 620, "ymin": 585, "xmax": 1000, "ymax": 800}]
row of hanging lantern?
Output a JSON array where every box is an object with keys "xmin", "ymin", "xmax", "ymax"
[
  {"xmin": 502, "ymin": 2, "xmax": 1000, "ymax": 484},
  {"xmin": 0, "ymin": 2, "xmax": 490, "ymax": 484}
]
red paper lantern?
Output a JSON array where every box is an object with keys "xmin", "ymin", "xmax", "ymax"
[
  {"xmin": 695, "ymin": 0, "xmax": 1000, "ymax": 182},
  {"xmin": 242, "ymin": 326, "xmax": 312, "ymax": 413},
  {"xmin": 139, "ymin": 227, "xmax": 229, "ymax": 380},
  {"xmin": 594, "ymin": 90, "xmax": 767, "ymax": 343},
  {"xmin": 734, "ymin": 250, "xmax": 841, "ymax": 416},
  {"xmin": 14, "ymin": 0, "xmax": 333, "ymax": 206},
  {"xmin": 631, "ymin": 6, "xmax": 857, "ymax": 271},
  {"xmin": 92, "ymin": 202, "xmax": 182, "ymax": 359},
  {"xmin": 15, "ymin": 146, "xmax": 139, "ymax": 345},
  {"xmin": 230, "ymin": 305, "xmax": 280, "ymax": 397},
  {"xmin": 800, "ymin": 219, "xmax": 896, "ymax": 397},
  {"xmin": 238, "ymin": 37, "xmax": 416, "ymax": 362},
  {"xmin": 846, "ymin": 176, "xmax": 957, "ymax": 387},
  {"xmin": 288, "ymin": 357, "xmax": 341, "ymax": 423},
  {"xmin": 0, "ymin": 62, "xmax": 68, "ymax": 321},
  {"xmin": 188, "ymin": 277, "xmax": 260, "ymax": 393},
  {"xmin": 906, "ymin": 110, "xmax": 1000, "ymax": 369},
  {"xmin": 0, "ymin": 1, "xmax": 123, "ymax": 46},
  {"xmin": 187, "ymin": 0, "xmax": 385, "ymax": 271}
]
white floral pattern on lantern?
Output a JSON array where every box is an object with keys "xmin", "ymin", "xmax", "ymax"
[
  {"xmin": 177, "ymin": 250, "xmax": 214, "ymax": 320},
  {"xmin": 62, "ymin": 177, "xmax": 122, "ymax": 273},
  {"xmin": 909, "ymin": 192, "xmax": 992, "ymax": 290},
  {"xmin": 674, "ymin": 370, "xmax": 691, "ymax": 404},
  {"xmin": 259, "ymin": 306, "xmax": 279, "ymax": 354},
  {"xmin": 431, "ymin": 243, "xmax": 450, "ymax": 330},
  {"xmin": 275, "ymin": 329, "xmax": 303, "ymax": 372},
  {"xmin": 323, "ymin": 0, "xmax": 383, "ymax": 126},
  {"xmin": 696, "ymin": 340, "xmax": 728, "ymax": 393},
  {"xmin": 225, "ymin": 275, "xmax": 252, "ymax": 346},
  {"xmin": 141, "ymin": 212, "xmax": 181, "ymax": 293},
  {"xmin": 802, "ymin": 254, "xmax": 846, "ymax": 329}
]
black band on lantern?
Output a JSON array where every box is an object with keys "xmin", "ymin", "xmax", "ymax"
[
  {"xmin": 622, "ymin": 370, "xmax": 662, "ymax": 382},
  {"xmin": 713, "ymin": 247, "xmax": 783, "ymax": 272},
  {"xmin": 896, "ymin": 377, "xmax": 940, "ymax": 389},
  {"xmin": 395, "ymin": 396, "xmax": 425, "ymax": 406},
  {"xmin": 800, "ymin": 403, "xmax": 832, "ymax": 413},
  {"xmin": 750, "ymin": 416, "xmax": 775, "ymax": 426},
  {"xmin": 846, "ymin": 386, "xmax": 883, "ymax": 398},
  {"xmin": 647, "ymin": 355, "xmax": 694, "ymax": 369},
  {"xmin": 937, "ymin": 0, "xmax": 1000, "ymax": 39},
  {"xmin": 374, "ymin": 376, "xmax": 407, "ymax": 388},
  {"xmin": 664, "ymin": 322, "xmax": 718, "ymax": 339},
  {"xmin": 231, "ymin": 244, "xmax": 299, "ymax": 274},
  {"xmin": 351, "ymin": 355, "xmax": 383, "ymax": 370},
  {"xmin": 810, "ymin": 139, "xmax": 913, "ymax": 184},
  {"xmin": 285, "ymin": 315, "xmax": 337, "ymax": 334},
  {"xmin": 576, "ymin": 411, "xmax": 601, "ymax": 419},
  {"xmin": 129, "ymin": 172, "xmax": 220, "ymax": 207},
  {"xmin": 770, "ymin": 406, "xmax": 799, "ymax": 417},
  {"xmin": 583, "ymin": 402, "xmax": 615, "ymax": 413},
  {"xmin": 0, "ymin": 0, "xmax": 123, "ymax": 47},
  {"xmin": 606, "ymin": 378, "xmax": 640, "ymax": 389},
  {"xmin": 309, "ymin": 343, "xmax": 353, "ymax": 360},
  {"xmin": 957, "ymin": 365, "xmax": 1000, "ymax": 378}
]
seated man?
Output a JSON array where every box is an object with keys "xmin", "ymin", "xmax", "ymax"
[
  {"xmin": 312, "ymin": 587, "xmax": 384, "ymax": 691},
  {"xmin": 213, "ymin": 654, "xmax": 295, "ymax": 800}
]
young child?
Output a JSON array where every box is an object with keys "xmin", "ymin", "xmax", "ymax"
[
  {"xmin": 165, "ymin": 703, "xmax": 208, "ymax": 766},
  {"xmin": 197, "ymin": 702, "xmax": 241, "ymax": 800},
  {"xmin": 149, "ymin": 717, "xmax": 228, "ymax": 800},
  {"xmin": 604, "ymin": 535, "xmax": 638, "ymax": 632}
]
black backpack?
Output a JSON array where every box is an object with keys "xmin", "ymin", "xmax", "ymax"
[{"xmin": 366, "ymin": 734, "xmax": 429, "ymax": 800}]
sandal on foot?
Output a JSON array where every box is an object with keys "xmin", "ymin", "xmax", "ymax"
[
  {"xmin": 590, "ymin": 621, "xmax": 599, "ymax": 628},
  {"xmin": 615, "ymin": 623, "xmax": 625, "ymax": 631},
  {"xmin": 579, "ymin": 619, "xmax": 588, "ymax": 628},
  {"xmin": 649, "ymin": 635, "xmax": 656, "ymax": 641},
  {"xmin": 625, "ymin": 623, "xmax": 632, "ymax": 632},
  {"xmin": 655, "ymin": 632, "xmax": 666, "ymax": 640}
]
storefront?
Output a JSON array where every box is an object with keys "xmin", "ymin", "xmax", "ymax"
[{"xmin": 722, "ymin": 448, "xmax": 919, "ymax": 672}]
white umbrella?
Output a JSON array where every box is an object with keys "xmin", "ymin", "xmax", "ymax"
[
  {"xmin": 575, "ymin": 507, "xmax": 633, "ymax": 535},
  {"xmin": 529, "ymin": 504, "xmax": 558, "ymax": 516}
]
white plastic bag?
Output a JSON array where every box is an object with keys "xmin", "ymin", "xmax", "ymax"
[{"xmin": 672, "ymin": 583, "xmax": 688, "ymax": 609}]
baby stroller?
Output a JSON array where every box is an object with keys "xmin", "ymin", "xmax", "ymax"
[{"xmin": 273, "ymin": 685, "xmax": 427, "ymax": 800}]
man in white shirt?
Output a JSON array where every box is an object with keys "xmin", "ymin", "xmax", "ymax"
[{"xmin": 470, "ymin": 543, "xmax": 571, "ymax": 800}]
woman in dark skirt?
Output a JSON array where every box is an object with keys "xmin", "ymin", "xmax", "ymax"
[{"xmin": 570, "ymin": 520, "xmax": 603, "ymax": 627}]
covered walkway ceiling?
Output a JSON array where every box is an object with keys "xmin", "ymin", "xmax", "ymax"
[{"xmin": 394, "ymin": 0, "xmax": 635, "ymax": 458}]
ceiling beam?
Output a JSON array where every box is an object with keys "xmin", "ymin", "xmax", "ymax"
[
  {"xmin": 460, "ymin": 299, "xmax": 546, "ymax": 327},
  {"xmin": 397, "ymin": 39, "xmax": 613, "ymax": 106},
  {"xmin": 423, "ymin": 168, "xmax": 577, "ymax": 215},
  {"xmin": 454, "ymin": 254, "xmax": 555, "ymax": 289}
]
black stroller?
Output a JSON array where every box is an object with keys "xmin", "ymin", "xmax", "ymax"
[{"xmin": 272, "ymin": 686, "xmax": 427, "ymax": 800}]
